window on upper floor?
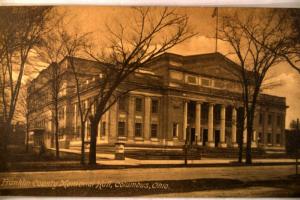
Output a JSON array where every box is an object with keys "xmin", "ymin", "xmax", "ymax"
[
  {"xmin": 169, "ymin": 70, "xmax": 183, "ymax": 80},
  {"xmin": 186, "ymin": 75, "xmax": 198, "ymax": 85},
  {"xmin": 213, "ymin": 79, "xmax": 224, "ymax": 88},
  {"xmin": 268, "ymin": 114, "xmax": 272, "ymax": 125},
  {"xmin": 277, "ymin": 115, "xmax": 282, "ymax": 127},
  {"xmin": 201, "ymin": 78, "xmax": 211, "ymax": 87},
  {"xmin": 151, "ymin": 99, "xmax": 159, "ymax": 114},
  {"xmin": 118, "ymin": 96, "xmax": 127, "ymax": 111},
  {"xmin": 135, "ymin": 97, "xmax": 143, "ymax": 112}
]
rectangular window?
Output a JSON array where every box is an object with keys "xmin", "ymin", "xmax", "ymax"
[
  {"xmin": 213, "ymin": 79, "xmax": 224, "ymax": 88},
  {"xmin": 277, "ymin": 115, "xmax": 281, "ymax": 127},
  {"xmin": 119, "ymin": 96, "xmax": 126, "ymax": 111},
  {"xmin": 58, "ymin": 107, "xmax": 65, "ymax": 120},
  {"xmin": 172, "ymin": 123, "xmax": 178, "ymax": 137},
  {"xmin": 186, "ymin": 75, "xmax": 198, "ymax": 84},
  {"xmin": 118, "ymin": 122, "xmax": 125, "ymax": 136},
  {"xmin": 258, "ymin": 132, "xmax": 262, "ymax": 143},
  {"xmin": 135, "ymin": 97, "xmax": 143, "ymax": 112},
  {"xmin": 276, "ymin": 134, "xmax": 281, "ymax": 144},
  {"xmin": 151, "ymin": 124, "xmax": 158, "ymax": 138},
  {"xmin": 267, "ymin": 133, "xmax": 272, "ymax": 144},
  {"xmin": 151, "ymin": 99, "xmax": 159, "ymax": 113},
  {"xmin": 101, "ymin": 122, "xmax": 106, "ymax": 136},
  {"xmin": 135, "ymin": 123, "xmax": 142, "ymax": 137},
  {"xmin": 201, "ymin": 78, "xmax": 211, "ymax": 87},
  {"xmin": 169, "ymin": 70, "xmax": 183, "ymax": 80},
  {"xmin": 259, "ymin": 113, "xmax": 263, "ymax": 125},
  {"xmin": 268, "ymin": 114, "xmax": 272, "ymax": 125}
]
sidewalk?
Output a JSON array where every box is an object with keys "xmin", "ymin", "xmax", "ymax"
[{"xmin": 57, "ymin": 148, "xmax": 296, "ymax": 166}]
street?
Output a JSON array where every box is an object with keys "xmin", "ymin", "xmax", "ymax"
[
  {"xmin": 0, "ymin": 165, "xmax": 295, "ymax": 188},
  {"xmin": 1, "ymin": 164, "xmax": 299, "ymax": 197}
]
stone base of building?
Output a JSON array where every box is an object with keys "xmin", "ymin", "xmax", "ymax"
[
  {"xmin": 197, "ymin": 141, "xmax": 203, "ymax": 146},
  {"xmin": 206, "ymin": 141, "xmax": 215, "ymax": 148},
  {"xmin": 251, "ymin": 142, "xmax": 258, "ymax": 148},
  {"xmin": 218, "ymin": 142, "xmax": 227, "ymax": 148},
  {"xmin": 231, "ymin": 143, "xmax": 239, "ymax": 148}
]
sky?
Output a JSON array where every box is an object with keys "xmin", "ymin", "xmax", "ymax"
[{"xmin": 33, "ymin": 6, "xmax": 300, "ymax": 127}]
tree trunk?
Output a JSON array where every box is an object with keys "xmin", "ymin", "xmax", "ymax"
[
  {"xmin": 80, "ymin": 125, "xmax": 85, "ymax": 165},
  {"xmin": 245, "ymin": 127, "xmax": 252, "ymax": 164},
  {"xmin": 238, "ymin": 130, "xmax": 243, "ymax": 163},
  {"xmin": 25, "ymin": 114, "xmax": 29, "ymax": 152},
  {"xmin": 0, "ymin": 123, "xmax": 9, "ymax": 170},
  {"xmin": 237, "ymin": 108, "xmax": 244, "ymax": 163},
  {"xmin": 89, "ymin": 121, "xmax": 97, "ymax": 165},
  {"xmin": 25, "ymin": 124, "xmax": 29, "ymax": 152},
  {"xmin": 245, "ymin": 111, "xmax": 254, "ymax": 164},
  {"xmin": 55, "ymin": 120, "xmax": 60, "ymax": 159}
]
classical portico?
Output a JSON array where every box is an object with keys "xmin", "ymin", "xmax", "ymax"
[{"xmin": 183, "ymin": 100, "xmax": 241, "ymax": 148}]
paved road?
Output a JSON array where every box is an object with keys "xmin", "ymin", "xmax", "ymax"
[{"xmin": 0, "ymin": 165, "xmax": 296, "ymax": 189}]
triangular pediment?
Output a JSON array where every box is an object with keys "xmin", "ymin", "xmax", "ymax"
[{"xmin": 165, "ymin": 52, "xmax": 241, "ymax": 82}]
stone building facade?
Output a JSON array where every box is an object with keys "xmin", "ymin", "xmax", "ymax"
[{"xmin": 27, "ymin": 53, "xmax": 287, "ymax": 149}]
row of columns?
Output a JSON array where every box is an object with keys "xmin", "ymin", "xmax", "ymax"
[{"xmin": 183, "ymin": 101, "xmax": 238, "ymax": 148}]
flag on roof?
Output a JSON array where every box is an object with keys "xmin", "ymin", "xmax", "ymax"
[{"xmin": 212, "ymin": 7, "xmax": 218, "ymax": 18}]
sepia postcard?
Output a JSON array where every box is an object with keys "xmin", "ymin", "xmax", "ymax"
[{"xmin": 0, "ymin": 1, "xmax": 300, "ymax": 198}]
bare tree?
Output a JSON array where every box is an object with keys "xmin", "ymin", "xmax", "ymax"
[
  {"xmin": 0, "ymin": 7, "xmax": 52, "ymax": 169},
  {"xmin": 84, "ymin": 7, "xmax": 196, "ymax": 165},
  {"xmin": 60, "ymin": 30, "xmax": 92, "ymax": 164},
  {"xmin": 38, "ymin": 21, "xmax": 70, "ymax": 158},
  {"xmin": 278, "ymin": 9, "xmax": 300, "ymax": 74},
  {"xmin": 219, "ymin": 9, "xmax": 289, "ymax": 164},
  {"xmin": 13, "ymin": 85, "xmax": 30, "ymax": 151},
  {"xmin": 290, "ymin": 119, "xmax": 300, "ymax": 130}
]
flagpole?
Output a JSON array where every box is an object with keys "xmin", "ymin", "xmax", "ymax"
[{"xmin": 215, "ymin": 8, "xmax": 218, "ymax": 53}]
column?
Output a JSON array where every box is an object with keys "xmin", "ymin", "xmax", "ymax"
[
  {"xmin": 85, "ymin": 121, "xmax": 88, "ymax": 141},
  {"xmin": 219, "ymin": 104, "xmax": 227, "ymax": 147},
  {"xmin": 243, "ymin": 114, "xmax": 247, "ymax": 144},
  {"xmin": 63, "ymin": 105, "xmax": 67, "ymax": 129},
  {"xmin": 195, "ymin": 102, "xmax": 202, "ymax": 145},
  {"xmin": 231, "ymin": 107, "xmax": 238, "ymax": 147},
  {"xmin": 105, "ymin": 110, "xmax": 109, "ymax": 142},
  {"xmin": 251, "ymin": 130, "xmax": 257, "ymax": 147},
  {"xmin": 97, "ymin": 120, "xmax": 101, "ymax": 141},
  {"xmin": 144, "ymin": 96, "xmax": 151, "ymax": 140},
  {"xmin": 109, "ymin": 102, "xmax": 117, "ymax": 139},
  {"xmin": 127, "ymin": 96, "xmax": 134, "ymax": 142},
  {"xmin": 183, "ymin": 100, "xmax": 188, "ymax": 141},
  {"xmin": 74, "ymin": 103, "xmax": 77, "ymax": 136},
  {"xmin": 207, "ymin": 103, "xmax": 215, "ymax": 147}
]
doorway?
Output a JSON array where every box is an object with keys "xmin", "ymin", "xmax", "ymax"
[
  {"xmin": 215, "ymin": 130, "xmax": 220, "ymax": 147},
  {"xmin": 191, "ymin": 128, "xmax": 196, "ymax": 144},
  {"xmin": 203, "ymin": 129, "xmax": 208, "ymax": 146}
]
